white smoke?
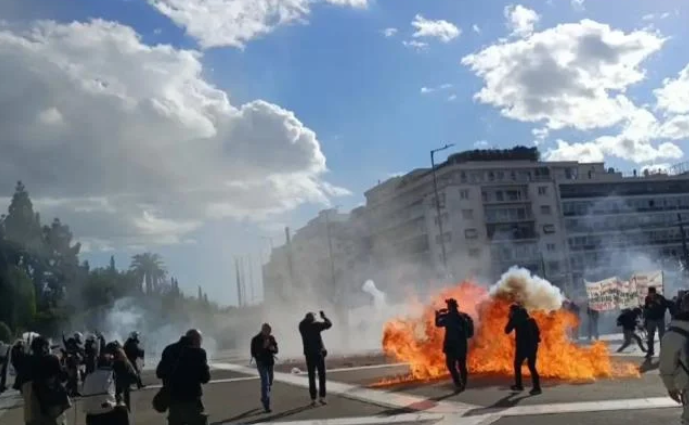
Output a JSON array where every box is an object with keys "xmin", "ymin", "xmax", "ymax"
[
  {"xmin": 489, "ymin": 266, "xmax": 564, "ymax": 312},
  {"xmin": 362, "ymin": 279, "xmax": 387, "ymax": 309}
]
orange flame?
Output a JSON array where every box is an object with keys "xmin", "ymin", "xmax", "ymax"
[{"xmin": 380, "ymin": 281, "xmax": 639, "ymax": 385}]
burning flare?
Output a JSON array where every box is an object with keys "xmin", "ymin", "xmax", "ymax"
[{"xmin": 381, "ymin": 267, "xmax": 639, "ymax": 384}]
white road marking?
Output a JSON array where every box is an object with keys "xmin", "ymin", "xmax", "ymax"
[
  {"xmin": 497, "ymin": 396, "xmax": 680, "ymax": 416},
  {"xmin": 247, "ymin": 412, "xmax": 445, "ymax": 425},
  {"xmin": 210, "ymin": 362, "xmax": 473, "ymax": 414},
  {"xmin": 322, "ymin": 363, "xmax": 408, "ymax": 374}
]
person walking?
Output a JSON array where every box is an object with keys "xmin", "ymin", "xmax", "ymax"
[
  {"xmin": 123, "ymin": 332, "xmax": 145, "ymax": 389},
  {"xmin": 251, "ymin": 324, "xmax": 278, "ymax": 413},
  {"xmin": 434, "ymin": 298, "xmax": 474, "ymax": 392},
  {"xmin": 156, "ymin": 329, "xmax": 211, "ymax": 425},
  {"xmin": 298, "ymin": 311, "xmax": 332, "ymax": 406},
  {"xmin": 616, "ymin": 308, "xmax": 647, "ymax": 353},
  {"xmin": 83, "ymin": 347, "xmax": 137, "ymax": 425},
  {"xmin": 645, "ymin": 287, "xmax": 669, "ymax": 358},
  {"xmin": 505, "ymin": 304, "xmax": 542, "ymax": 395},
  {"xmin": 660, "ymin": 293, "xmax": 689, "ymax": 424}
]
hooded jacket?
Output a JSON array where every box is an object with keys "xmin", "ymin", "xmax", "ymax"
[
  {"xmin": 660, "ymin": 312, "xmax": 689, "ymax": 392},
  {"xmin": 156, "ymin": 336, "xmax": 211, "ymax": 402}
]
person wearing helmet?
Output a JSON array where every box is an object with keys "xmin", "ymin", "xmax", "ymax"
[
  {"xmin": 62, "ymin": 332, "xmax": 85, "ymax": 397},
  {"xmin": 83, "ymin": 333, "xmax": 100, "ymax": 376},
  {"xmin": 24, "ymin": 335, "xmax": 70, "ymax": 424},
  {"xmin": 124, "ymin": 332, "xmax": 145, "ymax": 389}
]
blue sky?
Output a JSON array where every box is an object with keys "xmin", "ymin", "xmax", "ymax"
[{"xmin": 1, "ymin": 0, "xmax": 688, "ymax": 305}]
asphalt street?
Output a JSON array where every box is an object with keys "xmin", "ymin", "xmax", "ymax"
[{"xmin": 0, "ymin": 333, "xmax": 681, "ymax": 425}]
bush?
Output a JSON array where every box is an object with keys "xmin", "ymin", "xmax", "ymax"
[{"xmin": 0, "ymin": 321, "xmax": 12, "ymax": 343}]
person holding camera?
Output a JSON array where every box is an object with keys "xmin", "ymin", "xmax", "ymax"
[
  {"xmin": 299, "ymin": 311, "xmax": 332, "ymax": 406},
  {"xmin": 435, "ymin": 298, "xmax": 474, "ymax": 392},
  {"xmin": 251, "ymin": 323, "xmax": 278, "ymax": 413},
  {"xmin": 505, "ymin": 304, "xmax": 542, "ymax": 395}
]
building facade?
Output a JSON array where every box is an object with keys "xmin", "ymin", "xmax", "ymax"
[{"xmin": 263, "ymin": 148, "xmax": 689, "ymax": 304}]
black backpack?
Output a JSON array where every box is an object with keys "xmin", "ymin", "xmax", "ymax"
[{"xmin": 462, "ymin": 314, "xmax": 475, "ymax": 339}]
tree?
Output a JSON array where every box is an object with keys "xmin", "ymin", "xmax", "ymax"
[
  {"xmin": 0, "ymin": 321, "xmax": 11, "ymax": 343},
  {"xmin": 0, "ymin": 266, "xmax": 36, "ymax": 331},
  {"xmin": 130, "ymin": 253, "xmax": 166, "ymax": 294}
]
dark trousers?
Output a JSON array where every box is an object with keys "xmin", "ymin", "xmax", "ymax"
[
  {"xmin": 646, "ymin": 319, "xmax": 665, "ymax": 356},
  {"xmin": 257, "ymin": 363, "xmax": 274, "ymax": 409},
  {"xmin": 86, "ymin": 407, "xmax": 130, "ymax": 425},
  {"xmin": 444, "ymin": 350, "xmax": 468, "ymax": 388},
  {"xmin": 305, "ymin": 354, "xmax": 326, "ymax": 400},
  {"xmin": 514, "ymin": 348, "xmax": 540, "ymax": 389},
  {"xmin": 618, "ymin": 329, "xmax": 646, "ymax": 352},
  {"xmin": 168, "ymin": 400, "xmax": 207, "ymax": 425},
  {"xmin": 587, "ymin": 318, "xmax": 599, "ymax": 340},
  {"xmin": 130, "ymin": 358, "xmax": 144, "ymax": 388}
]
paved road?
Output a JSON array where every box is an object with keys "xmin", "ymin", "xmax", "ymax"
[{"xmin": 0, "ymin": 333, "xmax": 680, "ymax": 425}]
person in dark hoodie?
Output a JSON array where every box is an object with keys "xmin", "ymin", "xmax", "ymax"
[
  {"xmin": 616, "ymin": 308, "xmax": 647, "ymax": 353},
  {"xmin": 250, "ymin": 323, "xmax": 278, "ymax": 413},
  {"xmin": 156, "ymin": 329, "xmax": 211, "ymax": 425},
  {"xmin": 299, "ymin": 311, "xmax": 332, "ymax": 406},
  {"xmin": 505, "ymin": 304, "xmax": 542, "ymax": 395},
  {"xmin": 123, "ymin": 332, "xmax": 145, "ymax": 389},
  {"xmin": 435, "ymin": 298, "xmax": 474, "ymax": 392},
  {"xmin": 644, "ymin": 287, "xmax": 669, "ymax": 359},
  {"xmin": 25, "ymin": 336, "xmax": 70, "ymax": 425}
]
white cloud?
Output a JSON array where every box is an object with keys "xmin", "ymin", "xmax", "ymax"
[
  {"xmin": 545, "ymin": 140, "xmax": 604, "ymax": 162},
  {"xmin": 642, "ymin": 12, "xmax": 671, "ymax": 21},
  {"xmin": 411, "ymin": 14, "xmax": 460, "ymax": 43},
  {"xmin": 447, "ymin": 94, "xmax": 457, "ymax": 102},
  {"xmin": 148, "ymin": 0, "xmax": 368, "ymax": 49},
  {"xmin": 532, "ymin": 127, "xmax": 549, "ymax": 145},
  {"xmin": 420, "ymin": 83, "xmax": 453, "ymax": 94},
  {"xmin": 571, "ymin": 0, "xmax": 585, "ymax": 11},
  {"xmin": 474, "ymin": 140, "xmax": 489, "ymax": 148},
  {"xmin": 462, "ymin": 19, "xmax": 686, "ymax": 164},
  {"xmin": 658, "ymin": 114, "xmax": 689, "ymax": 140},
  {"xmin": 0, "ymin": 19, "xmax": 347, "ymax": 248},
  {"xmin": 640, "ymin": 163, "xmax": 671, "ymax": 173},
  {"xmin": 655, "ymin": 64, "xmax": 689, "ymax": 114},
  {"xmin": 402, "ymin": 40, "xmax": 428, "ymax": 51},
  {"xmin": 382, "ymin": 27, "xmax": 397, "ymax": 38},
  {"xmin": 504, "ymin": 5, "xmax": 540, "ymax": 38},
  {"xmin": 462, "ymin": 20, "xmax": 666, "ymax": 132},
  {"xmin": 472, "ymin": 24, "xmax": 481, "ymax": 34}
]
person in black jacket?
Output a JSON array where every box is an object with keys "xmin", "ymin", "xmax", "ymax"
[
  {"xmin": 435, "ymin": 298, "xmax": 474, "ymax": 392},
  {"xmin": 84, "ymin": 334, "xmax": 100, "ymax": 377},
  {"xmin": 644, "ymin": 287, "xmax": 668, "ymax": 359},
  {"xmin": 124, "ymin": 332, "xmax": 145, "ymax": 389},
  {"xmin": 299, "ymin": 311, "xmax": 332, "ymax": 406},
  {"xmin": 505, "ymin": 304, "xmax": 542, "ymax": 395},
  {"xmin": 586, "ymin": 305, "xmax": 600, "ymax": 341},
  {"xmin": 250, "ymin": 324, "xmax": 278, "ymax": 413},
  {"xmin": 616, "ymin": 308, "xmax": 646, "ymax": 353},
  {"xmin": 156, "ymin": 329, "xmax": 211, "ymax": 425}
]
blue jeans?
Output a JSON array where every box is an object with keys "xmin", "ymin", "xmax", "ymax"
[{"xmin": 257, "ymin": 363, "xmax": 274, "ymax": 409}]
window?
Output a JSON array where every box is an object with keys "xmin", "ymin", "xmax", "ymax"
[
  {"xmin": 465, "ymin": 229, "xmax": 478, "ymax": 239},
  {"xmin": 548, "ymin": 261, "xmax": 561, "ymax": 273},
  {"xmin": 546, "ymin": 243, "xmax": 556, "ymax": 252},
  {"xmin": 540, "ymin": 205, "xmax": 552, "ymax": 215},
  {"xmin": 460, "ymin": 172, "xmax": 467, "ymax": 183},
  {"xmin": 462, "ymin": 209, "xmax": 474, "ymax": 220},
  {"xmin": 460, "ymin": 189, "xmax": 469, "ymax": 200},
  {"xmin": 496, "ymin": 191, "xmax": 504, "ymax": 202},
  {"xmin": 468, "ymin": 248, "xmax": 480, "ymax": 258},
  {"xmin": 436, "ymin": 232, "xmax": 451, "ymax": 243},
  {"xmin": 543, "ymin": 224, "xmax": 556, "ymax": 234},
  {"xmin": 538, "ymin": 186, "xmax": 548, "ymax": 196}
]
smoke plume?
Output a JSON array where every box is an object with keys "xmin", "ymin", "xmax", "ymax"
[{"xmin": 489, "ymin": 266, "xmax": 564, "ymax": 312}]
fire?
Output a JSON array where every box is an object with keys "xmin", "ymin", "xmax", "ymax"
[{"xmin": 381, "ymin": 279, "xmax": 639, "ymax": 385}]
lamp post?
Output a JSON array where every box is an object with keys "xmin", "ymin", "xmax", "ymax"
[{"xmin": 431, "ymin": 144, "xmax": 455, "ymax": 275}]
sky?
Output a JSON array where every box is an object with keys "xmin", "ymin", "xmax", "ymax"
[{"xmin": 1, "ymin": 0, "xmax": 688, "ymax": 305}]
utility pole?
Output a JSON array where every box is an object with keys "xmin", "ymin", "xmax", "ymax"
[
  {"xmin": 431, "ymin": 143, "xmax": 455, "ymax": 277},
  {"xmin": 248, "ymin": 254, "xmax": 255, "ymax": 305},
  {"xmin": 324, "ymin": 209, "xmax": 338, "ymax": 301},
  {"xmin": 234, "ymin": 257, "xmax": 243, "ymax": 307}
]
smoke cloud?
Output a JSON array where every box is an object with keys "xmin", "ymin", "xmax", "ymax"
[{"xmin": 489, "ymin": 266, "xmax": 564, "ymax": 312}]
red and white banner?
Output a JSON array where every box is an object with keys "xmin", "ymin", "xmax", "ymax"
[{"xmin": 584, "ymin": 271, "xmax": 664, "ymax": 311}]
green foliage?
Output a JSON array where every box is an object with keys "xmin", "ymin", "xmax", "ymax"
[
  {"xmin": 0, "ymin": 321, "xmax": 12, "ymax": 343},
  {"xmin": 0, "ymin": 182, "xmax": 220, "ymax": 335}
]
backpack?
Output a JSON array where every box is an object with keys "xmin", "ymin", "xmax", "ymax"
[
  {"xmin": 462, "ymin": 314, "xmax": 475, "ymax": 339},
  {"xmin": 81, "ymin": 367, "xmax": 117, "ymax": 415},
  {"xmin": 668, "ymin": 326, "xmax": 689, "ymax": 374}
]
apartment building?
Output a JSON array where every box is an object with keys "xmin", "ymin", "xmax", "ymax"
[{"xmin": 559, "ymin": 164, "xmax": 689, "ymax": 293}]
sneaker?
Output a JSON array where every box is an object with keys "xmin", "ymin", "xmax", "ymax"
[
  {"xmin": 310, "ymin": 400, "xmax": 318, "ymax": 407},
  {"xmin": 510, "ymin": 385, "xmax": 524, "ymax": 392},
  {"xmin": 319, "ymin": 398, "xmax": 327, "ymax": 405},
  {"xmin": 529, "ymin": 388, "xmax": 542, "ymax": 396},
  {"xmin": 264, "ymin": 408, "xmax": 272, "ymax": 413}
]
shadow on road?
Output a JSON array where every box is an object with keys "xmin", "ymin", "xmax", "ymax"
[
  {"xmin": 465, "ymin": 391, "xmax": 535, "ymax": 416},
  {"xmin": 639, "ymin": 358, "xmax": 659, "ymax": 374},
  {"xmin": 227, "ymin": 405, "xmax": 314, "ymax": 424},
  {"xmin": 210, "ymin": 408, "xmax": 261, "ymax": 424}
]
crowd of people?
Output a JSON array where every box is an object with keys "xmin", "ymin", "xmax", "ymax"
[{"xmin": 4, "ymin": 289, "xmax": 689, "ymax": 424}]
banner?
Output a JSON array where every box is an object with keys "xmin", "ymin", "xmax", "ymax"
[
  {"xmin": 585, "ymin": 277, "xmax": 619, "ymax": 311},
  {"xmin": 631, "ymin": 271, "xmax": 664, "ymax": 306},
  {"xmin": 616, "ymin": 280, "xmax": 639, "ymax": 310}
]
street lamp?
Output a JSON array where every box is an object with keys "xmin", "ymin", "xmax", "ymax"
[{"xmin": 431, "ymin": 143, "xmax": 455, "ymax": 275}]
